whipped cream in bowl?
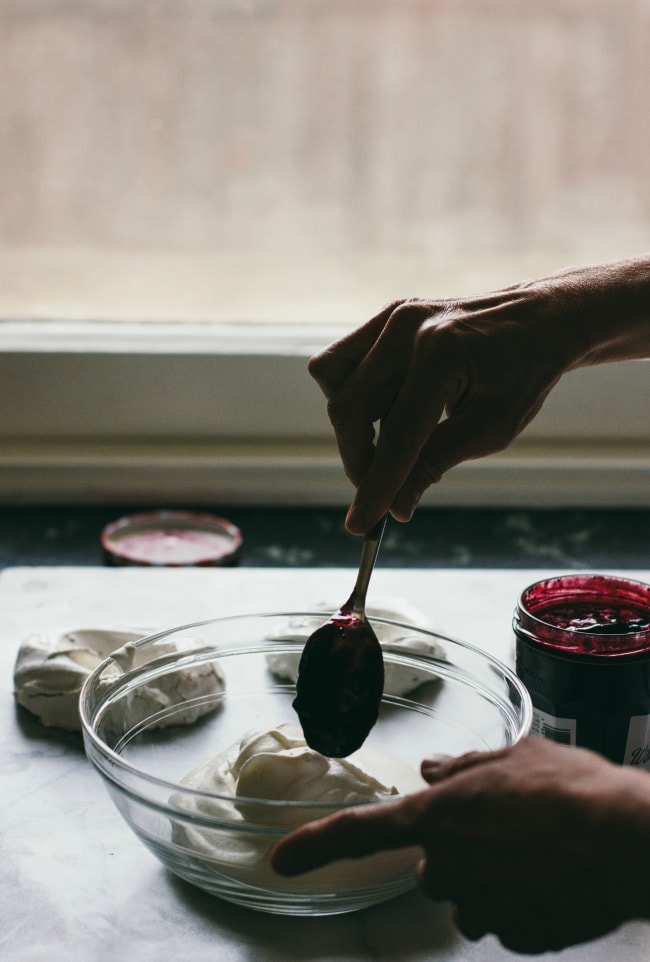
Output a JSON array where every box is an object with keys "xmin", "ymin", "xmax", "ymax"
[
  {"xmin": 80, "ymin": 612, "xmax": 532, "ymax": 916},
  {"xmin": 171, "ymin": 722, "xmax": 425, "ymax": 896}
]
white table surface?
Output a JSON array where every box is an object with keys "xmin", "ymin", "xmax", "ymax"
[{"xmin": 2, "ymin": 565, "xmax": 649, "ymax": 962}]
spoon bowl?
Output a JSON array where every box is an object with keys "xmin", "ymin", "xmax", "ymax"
[{"xmin": 293, "ymin": 516, "xmax": 387, "ymax": 756}]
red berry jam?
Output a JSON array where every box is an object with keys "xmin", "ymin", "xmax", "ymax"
[
  {"xmin": 516, "ymin": 574, "xmax": 650, "ymax": 657},
  {"xmin": 514, "ymin": 574, "xmax": 650, "ymax": 767}
]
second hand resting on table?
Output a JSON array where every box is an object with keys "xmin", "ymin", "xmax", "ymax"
[
  {"xmin": 272, "ymin": 739, "xmax": 650, "ymax": 954},
  {"xmin": 273, "ymin": 256, "xmax": 650, "ymax": 953}
]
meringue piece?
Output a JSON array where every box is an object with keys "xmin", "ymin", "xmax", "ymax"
[
  {"xmin": 95, "ymin": 635, "xmax": 225, "ymax": 732},
  {"xmin": 172, "ymin": 723, "xmax": 423, "ymax": 892},
  {"xmin": 14, "ymin": 629, "xmax": 142, "ymax": 731},
  {"xmin": 266, "ymin": 597, "xmax": 446, "ymax": 695},
  {"xmin": 13, "ymin": 628, "xmax": 224, "ymax": 731}
]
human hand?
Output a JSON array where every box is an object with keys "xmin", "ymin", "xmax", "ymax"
[
  {"xmin": 272, "ymin": 738, "xmax": 650, "ymax": 954},
  {"xmin": 309, "ymin": 270, "xmax": 599, "ymax": 534}
]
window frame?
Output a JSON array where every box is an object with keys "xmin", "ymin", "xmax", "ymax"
[{"xmin": 0, "ymin": 320, "xmax": 647, "ymax": 507}]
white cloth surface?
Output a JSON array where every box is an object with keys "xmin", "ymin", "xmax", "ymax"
[{"xmin": 2, "ymin": 565, "xmax": 649, "ymax": 962}]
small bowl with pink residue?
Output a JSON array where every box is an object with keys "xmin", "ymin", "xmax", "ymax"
[{"xmin": 101, "ymin": 510, "xmax": 242, "ymax": 567}]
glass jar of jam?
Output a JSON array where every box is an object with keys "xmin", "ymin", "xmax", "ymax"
[{"xmin": 514, "ymin": 574, "xmax": 650, "ymax": 768}]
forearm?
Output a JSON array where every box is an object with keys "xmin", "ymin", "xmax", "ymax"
[{"xmin": 534, "ymin": 255, "xmax": 650, "ymax": 368}]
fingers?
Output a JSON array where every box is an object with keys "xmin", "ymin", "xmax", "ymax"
[
  {"xmin": 420, "ymin": 749, "xmax": 503, "ymax": 784},
  {"xmin": 313, "ymin": 298, "xmax": 495, "ymax": 533},
  {"xmin": 308, "ymin": 305, "xmax": 402, "ymax": 496},
  {"xmin": 310, "ymin": 288, "xmax": 568, "ymax": 534},
  {"xmin": 450, "ymin": 901, "xmax": 489, "ymax": 943},
  {"xmin": 389, "ymin": 405, "xmax": 501, "ymax": 521},
  {"xmin": 371, "ymin": 314, "xmax": 542, "ymax": 524},
  {"xmin": 310, "ymin": 301, "xmax": 442, "ymax": 531},
  {"xmin": 273, "ymin": 748, "xmax": 509, "ymax": 879},
  {"xmin": 271, "ymin": 793, "xmax": 426, "ymax": 877},
  {"xmin": 308, "ymin": 301, "xmax": 401, "ymax": 397},
  {"xmin": 343, "ymin": 315, "xmax": 459, "ymax": 532},
  {"xmin": 345, "ymin": 377, "xmax": 449, "ymax": 531},
  {"xmin": 376, "ymin": 375, "xmax": 551, "ymax": 526}
]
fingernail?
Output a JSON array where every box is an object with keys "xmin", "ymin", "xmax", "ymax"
[
  {"xmin": 345, "ymin": 503, "xmax": 366, "ymax": 534},
  {"xmin": 393, "ymin": 486, "xmax": 419, "ymax": 523},
  {"xmin": 421, "ymin": 754, "xmax": 452, "ymax": 776}
]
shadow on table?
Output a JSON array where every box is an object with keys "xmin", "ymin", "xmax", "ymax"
[
  {"xmin": 13, "ymin": 701, "xmax": 86, "ymax": 755},
  {"xmin": 167, "ymin": 872, "xmax": 461, "ymax": 959}
]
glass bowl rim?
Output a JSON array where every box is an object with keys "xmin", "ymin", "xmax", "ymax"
[{"xmin": 79, "ymin": 610, "xmax": 533, "ymax": 810}]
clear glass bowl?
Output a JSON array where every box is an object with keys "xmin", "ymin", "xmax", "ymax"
[{"xmin": 80, "ymin": 612, "xmax": 532, "ymax": 916}]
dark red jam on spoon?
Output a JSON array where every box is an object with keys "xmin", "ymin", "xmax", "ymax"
[
  {"xmin": 293, "ymin": 516, "xmax": 387, "ymax": 757},
  {"xmin": 292, "ymin": 606, "xmax": 384, "ymax": 757}
]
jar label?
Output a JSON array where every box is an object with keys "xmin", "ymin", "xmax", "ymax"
[
  {"xmin": 530, "ymin": 708, "xmax": 577, "ymax": 746},
  {"xmin": 624, "ymin": 715, "xmax": 650, "ymax": 769}
]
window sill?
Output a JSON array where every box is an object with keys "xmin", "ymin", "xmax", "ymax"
[
  {"xmin": 0, "ymin": 319, "xmax": 646, "ymax": 506},
  {"xmin": 1, "ymin": 436, "xmax": 647, "ymax": 507}
]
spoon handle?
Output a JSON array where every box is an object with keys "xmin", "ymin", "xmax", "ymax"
[{"xmin": 349, "ymin": 514, "xmax": 388, "ymax": 616}]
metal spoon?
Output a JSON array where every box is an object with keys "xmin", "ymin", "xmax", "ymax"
[{"xmin": 292, "ymin": 515, "xmax": 387, "ymax": 757}]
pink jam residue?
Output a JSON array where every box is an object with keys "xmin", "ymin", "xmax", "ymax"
[
  {"xmin": 101, "ymin": 511, "xmax": 242, "ymax": 567},
  {"xmin": 111, "ymin": 528, "xmax": 234, "ymax": 565}
]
